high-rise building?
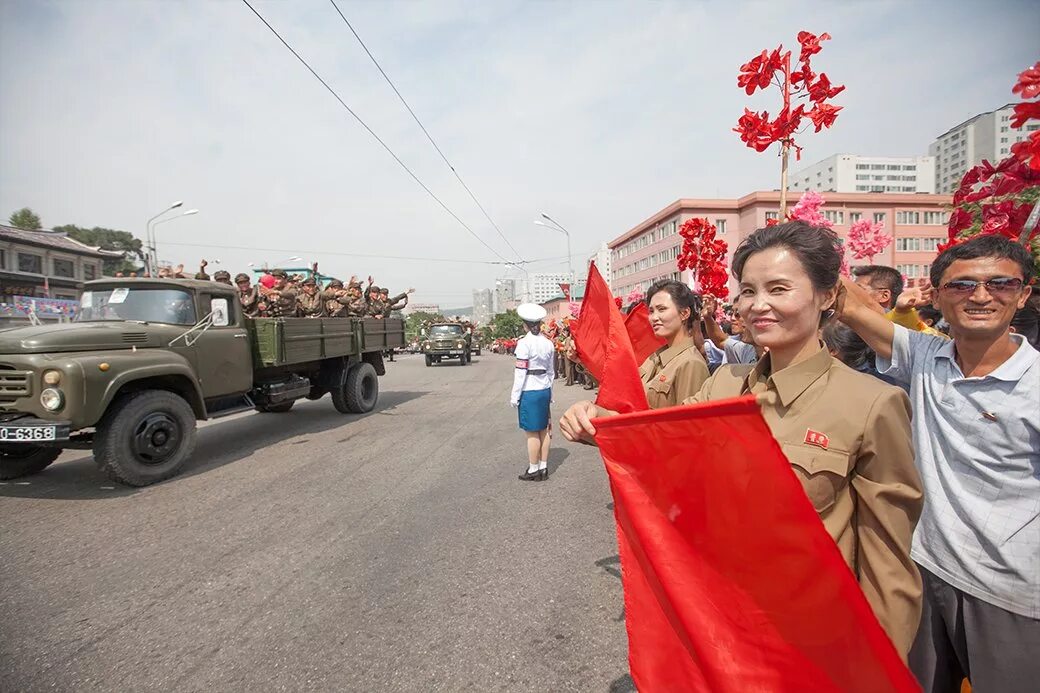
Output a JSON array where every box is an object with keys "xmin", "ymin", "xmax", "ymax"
[
  {"xmin": 930, "ymin": 103, "xmax": 1039, "ymax": 193},
  {"xmin": 790, "ymin": 154, "xmax": 936, "ymax": 194},
  {"xmin": 610, "ymin": 190, "xmax": 954, "ymax": 298},
  {"xmin": 493, "ymin": 278, "xmax": 516, "ymax": 314},
  {"xmin": 587, "ymin": 242, "xmax": 613, "ymax": 289},
  {"xmin": 471, "ymin": 288, "xmax": 493, "ymax": 325},
  {"xmin": 528, "ymin": 272, "xmax": 573, "ymax": 304}
]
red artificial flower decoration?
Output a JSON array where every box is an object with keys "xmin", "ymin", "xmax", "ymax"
[
  {"xmin": 1012, "ymin": 61, "xmax": 1040, "ymax": 100},
  {"xmin": 796, "ymin": 31, "xmax": 831, "ymax": 63},
  {"xmin": 734, "ymin": 31, "xmax": 844, "ymax": 159},
  {"xmin": 676, "ymin": 218, "xmax": 729, "ymax": 299},
  {"xmin": 806, "ymin": 102, "xmax": 843, "ymax": 132},
  {"xmin": 1010, "ymin": 101, "xmax": 1040, "ymax": 129}
]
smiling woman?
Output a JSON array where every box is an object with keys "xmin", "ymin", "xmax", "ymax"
[
  {"xmin": 560, "ymin": 221, "xmax": 925, "ymax": 658},
  {"xmin": 637, "ymin": 279, "xmax": 709, "ymax": 408}
]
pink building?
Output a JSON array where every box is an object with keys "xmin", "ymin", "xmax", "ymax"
[{"xmin": 609, "ymin": 191, "xmax": 954, "ymax": 298}]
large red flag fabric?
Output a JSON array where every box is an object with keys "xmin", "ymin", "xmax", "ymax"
[
  {"xmin": 572, "ymin": 263, "xmax": 648, "ymax": 413},
  {"xmin": 624, "ymin": 302, "xmax": 667, "ymax": 365},
  {"xmin": 593, "ymin": 397, "xmax": 919, "ymax": 692}
]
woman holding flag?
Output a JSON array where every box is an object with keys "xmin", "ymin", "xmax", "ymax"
[
  {"xmin": 639, "ymin": 279, "xmax": 711, "ymax": 408},
  {"xmin": 560, "ymin": 221, "xmax": 924, "ymax": 658},
  {"xmin": 510, "ymin": 303, "xmax": 556, "ymax": 481}
]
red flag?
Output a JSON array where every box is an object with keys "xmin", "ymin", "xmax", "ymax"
[
  {"xmin": 559, "ymin": 282, "xmax": 571, "ymax": 300},
  {"xmin": 594, "ymin": 397, "xmax": 919, "ymax": 692},
  {"xmin": 572, "ymin": 263, "xmax": 648, "ymax": 413},
  {"xmin": 624, "ymin": 302, "xmax": 666, "ymax": 364}
]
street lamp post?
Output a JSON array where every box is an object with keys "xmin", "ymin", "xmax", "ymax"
[
  {"xmin": 145, "ymin": 201, "xmax": 183, "ymax": 275},
  {"xmin": 534, "ymin": 212, "xmax": 573, "ymax": 285},
  {"xmin": 151, "ymin": 209, "xmax": 199, "ymax": 271}
]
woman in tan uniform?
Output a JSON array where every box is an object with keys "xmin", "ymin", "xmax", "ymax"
[
  {"xmin": 639, "ymin": 280, "xmax": 710, "ymax": 408},
  {"xmin": 560, "ymin": 221, "xmax": 924, "ymax": 659}
]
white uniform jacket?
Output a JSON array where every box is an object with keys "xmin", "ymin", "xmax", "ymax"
[{"xmin": 510, "ymin": 332, "xmax": 556, "ymax": 406}]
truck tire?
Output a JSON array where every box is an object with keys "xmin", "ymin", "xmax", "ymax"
[
  {"xmin": 332, "ymin": 362, "xmax": 379, "ymax": 414},
  {"xmin": 93, "ymin": 390, "xmax": 197, "ymax": 487},
  {"xmin": 425, "ymin": 354, "xmax": 433, "ymax": 367},
  {"xmin": 0, "ymin": 445, "xmax": 61, "ymax": 480},
  {"xmin": 255, "ymin": 401, "xmax": 295, "ymax": 413}
]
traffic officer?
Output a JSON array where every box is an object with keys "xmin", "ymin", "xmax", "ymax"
[
  {"xmin": 235, "ymin": 273, "xmax": 261, "ymax": 317},
  {"xmin": 560, "ymin": 221, "xmax": 923, "ymax": 659},
  {"xmin": 510, "ymin": 303, "xmax": 556, "ymax": 482},
  {"xmin": 639, "ymin": 279, "xmax": 710, "ymax": 408}
]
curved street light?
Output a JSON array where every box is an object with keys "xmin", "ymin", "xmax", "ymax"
[
  {"xmin": 534, "ymin": 213, "xmax": 573, "ymax": 282},
  {"xmin": 145, "ymin": 201, "xmax": 183, "ymax": 274},
  {"xmin": 151, "ymin": 209, "xmax": 199, "ymax": 270}
]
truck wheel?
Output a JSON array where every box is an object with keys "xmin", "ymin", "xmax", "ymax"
[
  {"xmin": 425, "ymin": 355, "xmax": 433, "ymax": 367},
  {"xmin": 255, "ymin": 401, "xmax": 295, "ymax": 413},
  {"xmin": 93, "ymin": 390, "xmax": 197, "ymax": 487},
  {"xmin": 0, "ymin": 445, "xmax": 61, "ymax": 480},
  {"xmin": 332, "ymin": 362, "xmax": 379, "ymax": 414}
]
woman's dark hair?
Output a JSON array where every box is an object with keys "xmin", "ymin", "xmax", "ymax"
[
  {"xmin": 822, "ymin": 323, "xmax": 874, "ymax": 371},
  {"xmin": 731, "ymin": 220, "xmax": 842, "ymax": 291},
  {"xmin": 929, "ymin": 234, "xmax": 1036, "ymax": 287},
  {"xmin": 645, "ymin": 279, "xmax": 701, "ymax": 332}
]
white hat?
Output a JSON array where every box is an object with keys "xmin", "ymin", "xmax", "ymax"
[{"xmin": 517, "ymin": 303, "xmax": 547, "ymax": 322}]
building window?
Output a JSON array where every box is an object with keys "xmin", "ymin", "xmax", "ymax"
[
  {"xmin": 856, "ymin": 164, "xmax": 869, "ymax": 170},
  {"xmin": 896, "ymin": 211, "xmax": 921, "ymax": 224},
  {"xmin": 856, "ymin": 185, "xmax": 868, "ymax": 191},
  {"xmin": 923, "ymin": 211, "xmax": 948, "ymax": 225},
  {"xmin": 715, "ymin": 219, "xmax": 727, "ymax": 234},
  {"xmin": 765, "ymin": 211, "xmax": 779, "ymax": 221},
  {"xmin": 896, "ymin": 264, "xmax": 919, "ymax": 278},
  {"xmin": 887, "ymin": 164, "xmax": 901, "ymax": 170},
  {"xmin": 873, "ymin": 212, "xmax": 887, "ymax": 224},
  {"xmin": 0, "ymin": 249, "xmax": 5, "ymax": 270},
  {"xmin": 849, "ymin": 212, "xmax": 863, "ymax": 223},
  {"xmin": 902, "ymin": 165, "xmax": 916, "ymax": 171},
  {"xmin": 871, "ymin": 164, "xmax": 885, "ymax": 170},
  {"xmin": 855, "ymin": 174, "xmax": 869, "ymax": 180},
  {"xmin": 823, "ymin": 210, "xmax": 845, "ymax": 224},
  {"xmin": 53, "ymin": 258, "xmax": 75, "ymax": 278},
  {"xmin": 1001, "ymin": 126, "xmax": 1008, "ymax": 133},
  {"xmin": 896, "ymin": 238, "xmax": 922, "ymax": 252},
  {"xmin": 18, "ymin": 252, "xmax": 43, "ymax": 274}
]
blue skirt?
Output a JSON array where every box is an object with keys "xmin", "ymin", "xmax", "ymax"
[{"xmin": 518, "ymin": 388, "xmax": 552, "ymax": 431}]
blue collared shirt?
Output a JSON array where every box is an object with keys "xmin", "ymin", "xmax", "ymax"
[{"xmin": 877, "ymin": 325, "xmax": 1040, "ymax": 618}]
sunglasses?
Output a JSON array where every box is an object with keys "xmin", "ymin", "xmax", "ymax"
[{"xmin": 939, "ymin": 277, "xmax": 1024, "ymax": 295}]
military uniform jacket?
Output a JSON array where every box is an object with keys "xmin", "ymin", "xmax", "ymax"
[
  {"xmin": 238, "ymin": 287, "xmax": 260, "ymax": 318},
  {"xmin": 297, "ymin": 290, "xmax": 325, "ymax": 318},
  {"xmin": 385, "ymin": 292, "xmax": 409, "ymax": 314},
  {"xmin": 683, "ymin": 347, "xmax": 923, "ymax": 658},
  {"xmin": 267, "ymin": 287, "xmax": 299, "ymax": 318},
  {"xmin": 639, "ymin": 337, "xmax": 710, "ymax": 409},
  {"xmin": 366, "ymin": 296, "xmax": 387, "ymax": 318}
]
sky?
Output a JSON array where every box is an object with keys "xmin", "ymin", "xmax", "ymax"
[{"xmin": 2, "ymin": 0, "xmax": 1037, "ymax": 307}]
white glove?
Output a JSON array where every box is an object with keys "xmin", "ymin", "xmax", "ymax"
[{"xmin": 510, "ymin": 400, "xmax": 519, "ymax": 408}]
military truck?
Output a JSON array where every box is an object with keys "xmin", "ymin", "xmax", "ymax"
[
  {"xmin": 421, "ymin": 323, "xmax": 472, "ymax": 366},
  {"xmin": 0, "ymin": 278, "xmax": 404, "ymax": 486}
]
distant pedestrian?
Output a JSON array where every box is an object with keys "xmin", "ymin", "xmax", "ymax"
[{"xmin": 510, "ymin": 303, "xmax": 555, "ymax": 481}]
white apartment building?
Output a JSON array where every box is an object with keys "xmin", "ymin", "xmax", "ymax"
[
  {"xmin": 528, "ymin": 272, "xmax": 573, "ymax": 304},
  {"xmin": 790, "ymin": 154, "xmax": 936, "ymax": 194},
  {"xmin": 471, "ymin": 288, "xmax": 493, "ymax": 325},
  {"xmin": 402, "ymin": 302, "xmax": 441, "ymax": 316},
  {"xmin": 586, "ymin": 242, "xmax": 613, "ymax": 290},
  {"xmin": 930, "ymin": 103, "xmax": 1039, "ymax": 193}
]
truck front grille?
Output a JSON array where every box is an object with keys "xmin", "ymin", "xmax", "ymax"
[
  {"xmin": 122, "ymin": 333, "xmax": 148, "ymax": 343},
  {"xmin": 0, "ymin": 367, "xmax": 32, "ymax": 407}
]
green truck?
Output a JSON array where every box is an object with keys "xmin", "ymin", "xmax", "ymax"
[
  {"xmin": 421, "ymin": 322, "xmax": 472, "ymax": 366},
  {"xmin": 0, "ymin": 278, "xmax": 404, "ymax": 486}
]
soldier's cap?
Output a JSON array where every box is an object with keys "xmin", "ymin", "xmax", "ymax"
[
  {"xmin": 328, "ymin": 279, "xmax": 344, "ymax": 289},
  {"xmin": 517, "ymin": 303, "xmax": 547, "ymax": 323},
  {"xmin": 234, "ymin": 273, "xmax": 251, "ymax": 284},
  {"xmin": 214, "ymin": 270, "xmax": 231, "ymax": 280},
  {"xmin": 270, "ymin": 269, "xmax": 288, "ymax": 278},
  {"xmin": 379, "ymin": 288, "xmax": 389, "ymax": 294},
  {"xmin": 302, "ymin": 276, "xmax": 317, "ymax": 286},
  {"xmin": 368, "ymin": 285, "xmax": 381, "ymax": 293}
]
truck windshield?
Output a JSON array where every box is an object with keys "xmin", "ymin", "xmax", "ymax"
[
  {"xmin": 76, "ymin": 287, "xmax": 198, "ymax": 326},
  {"xmin": 430, "ymin": 325, "xmax": 463, "ymax": 335}
]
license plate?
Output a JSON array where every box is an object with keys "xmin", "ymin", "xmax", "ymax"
[{"xmin": 0, "ymin": 426, "xmax": 57, "ymax": 442}]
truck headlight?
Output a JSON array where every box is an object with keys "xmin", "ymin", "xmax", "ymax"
[
  {"xmin": 456, "ymin": 341, "xmax": 464, "ymax": 348},
  {"xmin": 41, "ymin": 388, "xmax": 65, "ymax": 412},
  {"xmin": 43, "ymin": 369, "xmax": 62, "ymax": 386}
]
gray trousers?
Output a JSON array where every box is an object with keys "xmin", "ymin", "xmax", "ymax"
[{"xmin": 910, "ymin": 565, "xmax": 1040, "ymax": 693}]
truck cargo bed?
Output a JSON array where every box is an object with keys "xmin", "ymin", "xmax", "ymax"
[{"xmin": 249, "ymin": 318, "xmax": 404, "ymax": 368}]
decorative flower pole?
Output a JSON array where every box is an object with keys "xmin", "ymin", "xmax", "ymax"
[
  {"xmin": 677, "ymin": 218, "xmax": 729, "ymax": 299},
  {"xmin": 733, "ymin": 31, "xmax": 845, "ymax": 217},
  {"xmin": 941, "ymin": 60, "xmax": 1040, "ymax": 274}
]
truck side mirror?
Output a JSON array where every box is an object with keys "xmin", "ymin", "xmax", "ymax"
[{"xmin": 210, "ymin": 297, "xmax": 230, "ymax": 327}]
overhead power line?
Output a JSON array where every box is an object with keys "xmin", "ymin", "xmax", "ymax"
[
  {"xmin": 239, "ymin": 0, "xmax": 518, "ymax": 268},
  {"xmin": 161, "ymin": 240, "xmax": 524, "ymax": 265},
  {"xmin": 327, "ymin": 0, "xmax": 523, "ymax": 264}
]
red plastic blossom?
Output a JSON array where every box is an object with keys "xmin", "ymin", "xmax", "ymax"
[
  {"xmin": 734, "ymin": 108, "xmax": 776, "ymax": 152},
  {"xmin": 1012, "ymin": 61, "xmax": 1040, "ymax": 100},
  {"xmin": 797, "ymin": 31, "xmax": 831, "ymax": 62},
  {"xmin": 806, "ymin": 102, "xmax": 842, "ymax": 131},
  {"xmin": 614, "ymin": 297, "xmax": 623, "ymax": 309},
  {"xmin": 1010, "ymin": 101, "xmax": 1040, "ymax": 129},
  {"xmin": 737, "ymin": 48, "xmax": 783, "ymax": 95},
  {"xmin": 677, "ymin": 218, "xmax": 729, "ymax": 299},
  {"xmin": 1010, "ymin": 132, "xmax": 1040, "ymax": 172},
  {"xmin": 807, "ymin": 73, "xmax": 845, "ymax": 103}
]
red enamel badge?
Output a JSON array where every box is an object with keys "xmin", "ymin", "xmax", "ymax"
[
  {"xmin": 659, "ymin": 375, "xmax": 667, "ymax": 382},
  {"xmin": 804, "ymin": 429, "xmax": 830, "ymax": 450}
]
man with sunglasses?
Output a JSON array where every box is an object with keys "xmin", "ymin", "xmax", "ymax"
[{"xmin": 837, "ymin": 234, "xmax": 1039, "ymax": 691}]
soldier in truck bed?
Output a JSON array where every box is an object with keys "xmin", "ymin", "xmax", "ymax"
[
  {"xmin": 236, "ymin": 273, "xmax": 262, "ymax": 317},
  {"xmin": 297, "ymin": 276, "xmax": 325, "ymax": 318},
  {"xmin": 366, "ymin": 284, "xmax": 387, "ymax": 318},
  {"xmin": 262, "ymin": 269, "xmax": 299, "ymax": 317},
  {"xmin": 379, "ymin": 287, "xmax": 414, "ymax": 317}
]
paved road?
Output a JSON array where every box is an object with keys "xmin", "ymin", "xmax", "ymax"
[{"xmin": 0, "ymin": 354, "xmax": 632, "ymax": 692}]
